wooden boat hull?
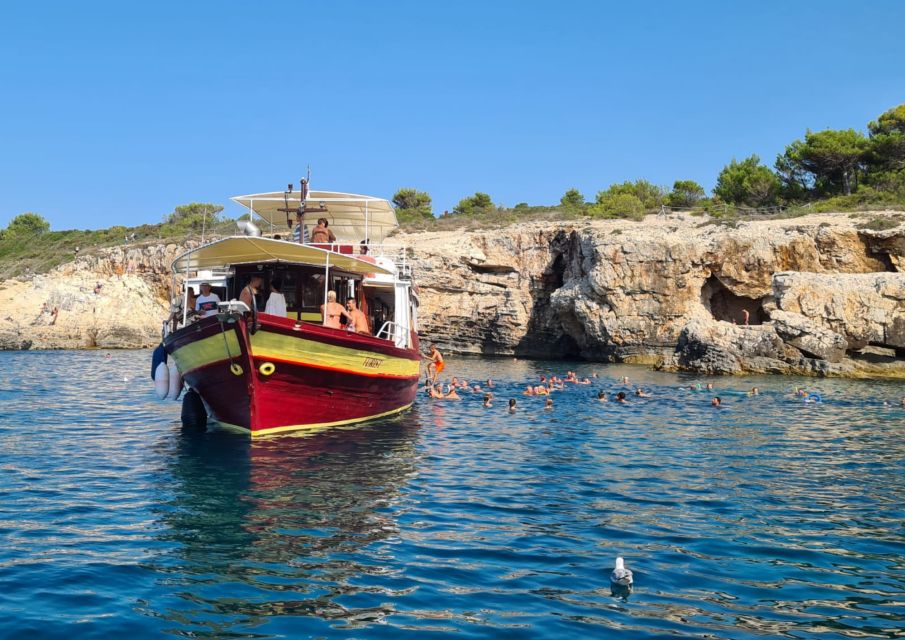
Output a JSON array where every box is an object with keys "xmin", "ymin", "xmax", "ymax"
[{"xmin": 164, "ymin": 313, "xmax": 421, "ymax": 436}]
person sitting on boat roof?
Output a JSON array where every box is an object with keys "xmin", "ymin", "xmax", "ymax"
[
  {"xmin": 310, "ymin": 218, "xmax": 336, "ymax": 244},
  {"xmin": 239, "ymin": 275, "xmax": 263, "ymax": 312},
  {"xmin": 321, "ymin": 290, "xmax": 351, "ymax": 329},
  {"xmin": 264, "ymin": 277, "xmax": 287, "ymax": 317},
  {"xmin": 195, "ymin": 282, "xmax": 220, "ymax": 318},
  {"xmin": 345, "ymin": 298, "xmax": 371, "ymax": 335}
]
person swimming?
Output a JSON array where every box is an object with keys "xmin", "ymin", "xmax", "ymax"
[
  {"xmin": 598, "ymin": 391, "xmax": 608, "ymax": 402},
  {"xmin": 544, "ymin": 398, "xmax": 554, "ymax": 410},
  {"xmin": 483, "ymin": 393, "xmax": 493, "ymax": 408},
  {"xmin": 524, "ymin": 385, "xmax": 535, "ymax": 396},
  {"xmin": 711, "ymin": 396, "xmax": 721, "ymax": 407},
  {"xmin": 616, "ymin": 392, "xmax": 627, "ymax": 403},
  {"xmin": 508, "ymin": 398, "xmax": 517, "ymax": 413},
  {"xmin": 635, "ymin": 387, "xmax": 650, "ymax": 397},
  {"xmin": 535, "ymin": 385, "xmax": 549, "ymax": 395},
  {"xmin": 748, "ymin": 387, "xmax": 760, "ymax": 396},
  {"xmin": 578, "ymin": 377, "xmax": 591, "ymax": 385},
  {"xmin": 621, "ymin": 376, "xmax": 630, "ymax": 384}
]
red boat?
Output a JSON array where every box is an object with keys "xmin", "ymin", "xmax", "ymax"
[{"xmin": 163, "ymin": 186, "xmax": 422, "ymax": 437}]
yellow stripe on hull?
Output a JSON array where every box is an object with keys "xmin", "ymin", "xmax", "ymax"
[
  {"xmin": 171, "ymin": 330, "xmax": 242, "ymax": 373},
  {"xmin": 250, "ymin": 330, "xmax": 420, "ymax": 379},
  {"xmin": 217, "ymin": 402, "xmax": 414, "ymax": 437}
]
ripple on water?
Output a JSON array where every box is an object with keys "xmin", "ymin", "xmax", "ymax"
[{"xmin": 0, "ymin": 351, "xmax": 904, "ymax": 638}]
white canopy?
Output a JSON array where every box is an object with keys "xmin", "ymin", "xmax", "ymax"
[
  {"xmin": 171, "ymin": 236, "xmax": 393, "ymax": 275},
  {"xmin": 231, "ymin": 190, "xmax": 398, "ymax": 244}
]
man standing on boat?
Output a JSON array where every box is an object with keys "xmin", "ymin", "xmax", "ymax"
[
  {"xmin": 240, "ymin": 275, "xmax": 263, "ymax": 311},
  {"xmin": 195, "ymin": 282, "xmax": 220, "ymax": 318},
  {"xmin": 345, "ymin": 299, "xmax": 371, "ymax": 335}
]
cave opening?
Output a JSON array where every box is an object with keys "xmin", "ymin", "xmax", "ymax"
[{"xmin": 701, "ymin": 274, "xmax": 768, "ymax": 325}]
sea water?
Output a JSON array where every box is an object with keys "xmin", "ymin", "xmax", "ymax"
[{"xmin": 0, "ymin": 350, "xmax": 903, "ymax": 639}]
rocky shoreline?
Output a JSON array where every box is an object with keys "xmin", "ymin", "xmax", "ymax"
[{"xmin": 2, "ymin": 212, "xmax": 904, "ymax": 378}]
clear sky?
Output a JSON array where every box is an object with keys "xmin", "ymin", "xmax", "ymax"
[{"xmin": 1, "ymin": 0, "xmax": 903, "ymax": 230}]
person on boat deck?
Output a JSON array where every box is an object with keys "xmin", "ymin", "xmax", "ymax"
[
  {"xmin": 345, "ymin": 298, "xmax": 371, "ymax": 335},
  {"xmin": 310, "ymin": 218, "xmax": 336, "ymax": 244},
  {"xmin": 195, "ymin": 282, "xmax": 221, "ymax": 318},
  {"xmin": 321, "ymin": 290, "xmax": 351, "ymax": 329},
  {"xmin": 264, "ymin": 277, "xmax": 287, "ymax": 317},
  {"xmin": 239, "ymin": 275, "xmax": 263, "ymax": 311}
]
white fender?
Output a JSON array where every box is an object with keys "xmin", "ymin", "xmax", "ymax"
[
  {"xmin": 168, "ymin": 362, "xmax": 183, "ymax": 401},
  {"xmin": 154, "ymin": 362, "xmax": 170, "ymax": 400}
]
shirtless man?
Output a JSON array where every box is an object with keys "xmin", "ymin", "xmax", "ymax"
[
  {"xmin": 426, "ymin": 344, "xmax": 444, "ymax": 382},
  {"xmin": 345, "ymin": 299, "xmax": 371, "ymax": 335},
  {"xmin": 320, "ymin": 290, "xmax": 351, "ymax": 329}
]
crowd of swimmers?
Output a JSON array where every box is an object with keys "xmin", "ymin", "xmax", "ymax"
[{"xmin": 422, "ymin": 347, "xmax": 905, "ymax": 411}]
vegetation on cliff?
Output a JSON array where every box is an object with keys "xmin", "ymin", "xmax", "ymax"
[
  {"xmin": 394, "ymin": 103, "xmax": 905, "ymax": 231},
  {"xmin": 0, "ymin": 203, "xmax": 234, "ymax": 279}
]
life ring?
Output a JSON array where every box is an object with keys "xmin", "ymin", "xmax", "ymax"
[
  {"xmin": 259, "ymin": 362, "xmax": 276, "ymax": 376},
  {"xmin": 806, "ymin": 393, "xmax": 822, "ymax": 403},
  {"xmin": 230, "ymin": 363, "xmax": 244, "ymax": 376}
]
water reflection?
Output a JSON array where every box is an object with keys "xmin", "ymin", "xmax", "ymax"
[{"xmin": 143, "ymin": 414, "xmax": 421, "ymax": 637}]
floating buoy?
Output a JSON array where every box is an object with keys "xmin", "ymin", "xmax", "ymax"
[
  {"xmin": 168, "ymin": 362, "xmax": 183, "ymax": 401},
  {"xmin": 151, "ymin": 344, "xmax": 167, "ymax": 380},
  {"xmin": 154, "ymin": 362, "xmax": 169, "ymax": 399},
  {"xmin": 259, "ymin": 362, "xmax": 276, "ymax": 376},
  {"xmin": 180, "ymin": 389, "xmax": 207, "ymax": 432}
]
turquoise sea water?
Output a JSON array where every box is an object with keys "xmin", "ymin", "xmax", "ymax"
[{"xmin": 1, "ymin": 350, "xmax": 903, "ymax": 639}]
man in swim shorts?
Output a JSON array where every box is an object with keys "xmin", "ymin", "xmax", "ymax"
[{"xmin": 426, "ymin": 344, "xmax": 444, "ymax": 382}]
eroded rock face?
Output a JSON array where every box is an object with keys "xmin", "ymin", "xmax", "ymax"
[
  {"xmin": 772, "ymin": 272, "xmax": 905, "ymax": 350},
  {"xmin": 407, "ymin": 212, "xmax": 905, "ymax": 377},
  {"xmin": 0, "ymin": 242, "xmax": 184, "ymax": 350}
]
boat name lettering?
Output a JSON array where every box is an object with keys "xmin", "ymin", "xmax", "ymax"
[{"xmin": 362, "ymin": 357, "xmax": 384, "ymax": 369}]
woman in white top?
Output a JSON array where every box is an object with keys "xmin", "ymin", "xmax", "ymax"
[{"xmin": 264, "ymin": 278, "xmax": 287, "ymax": 317}]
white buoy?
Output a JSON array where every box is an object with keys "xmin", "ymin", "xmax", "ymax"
[
  {"xmin": 168, "ymin": 362, "xmax": 183, "ymax": 401},
  {"xmin": 154, "ymin": 362, "xmax": 169, "ymax": 399},
  {"xmin": 610, "ymin": 557, "xmax": 633, "ymax": 586}
]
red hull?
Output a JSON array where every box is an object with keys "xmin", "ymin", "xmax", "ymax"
[{"xmin": 164, "ymin": 314, "xmax": 421, "ymax": 436}]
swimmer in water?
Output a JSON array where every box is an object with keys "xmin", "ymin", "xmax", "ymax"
[
  {"xmin": 706, "ymin": 383, "xmax": 714, "ymax": 391},
  {"xmin": 795, "ymin": 387, "xmax": 807, "ymax": 397},
  {"xmin": 635, "ymin": 387, "xmax": 650, "ymax": 398},
  {"xmin": 748, "ymin": 387, "xmax": 760, "ymax": 396},
  {"xmin": 483, "ymin": 393, "xmax": 493, "ymax": 408},
  {"xmin": 621, "ymin": 376, "xmax": 630, "ymax": 384},
  {"xmin": 486, "ymin": 378, "xmax": 494, "ymax": 388},
  {"xmin": 711, "ymin": 396, "xmax": 721, "ymax": 407},
  {"xmin": 535, "ymin": 385, "xmax": 549, "ymax": 396},
  {"xmin": 444, "ymin": 385, "xmax": 461, "ymax": 400},
  {"xmin": 544, "ymin": 397, "xmax": 554, "ymax": 410},
  {"xmin": 578, "ymin": 377, "xmax": 591, "ymax": 385},
  {"xmin": 472, "ymin": 385, "xmax": 482, "ymax": 393},
  {"xmin": 616, "ymin": 392, "xmax": 627, "ymax": 403},
  {"xmin": 901, "ymin": 396, "xmax": 905, "ymax": 407},
  {"xmin": 598, "ymin": 390, "xmax": 608, "ymax": 402},
  {"xmin": 524, "ymin": 386, "xmax": 535, "ymax": 396},
  {"xmin": 508, "ymin": 398, "xmax": 517, "ymax": 413}
]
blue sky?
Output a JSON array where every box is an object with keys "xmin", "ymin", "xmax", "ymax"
[{"xmin": 1, "ymin": 0, "xmax": 903, "ymax": 230}]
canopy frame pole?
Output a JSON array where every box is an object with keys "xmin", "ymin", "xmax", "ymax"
[
  {"xmin": 364, "ymin": 201, "xmax": 369, "ymax": 246},
  {"xmin": 182, "ymin": 260, "xmax": 190, "ymax": 325},
  {"xmin": 322, "ymin": 252, "xmax": 330, "ymax": 324}
]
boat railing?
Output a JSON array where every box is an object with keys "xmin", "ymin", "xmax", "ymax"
[{"xmin": 376, "ymin": 320, "xmax": 408, "ymax": 348}]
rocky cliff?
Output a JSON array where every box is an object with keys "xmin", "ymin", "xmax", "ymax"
[
  {"xmin": 2, "ymin": 212, "xmax": 904, "ymax": 377},
  {"xmin": 401, "ymin": 212, "xmax": 905, "ymax": 378}
]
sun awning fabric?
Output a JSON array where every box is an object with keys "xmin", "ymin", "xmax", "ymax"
[
  {"xmin": 171, "ymin": 236, "xmax": 393, "ymax": 275},
  {"xmin": 231, "ymin": 190, "xmax": 399, "ymax": 244}
]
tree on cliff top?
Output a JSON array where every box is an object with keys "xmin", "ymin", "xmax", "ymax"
[
  {"xmin": 714, "ymin": 156, "xmax": 780, "ymax": 207},
  {"xmin": 454, "ymin": 192, "xmax": 494, "ymax": 216},
  {"xmin": 776, "ymin": 129, "xmax": 869, "ymax": 197},
  {"xmin": 560, "ymin": 188, "xmax": 586, "ymax": 209},
  {"xmin": 867, "ymin": 104, "xmax": 905, "ymax": 178},
  {"xmin": 667, "ymin": 180, "xmax": 706, "ymax": 208},
  {"xmin": 392, "ymin": 188, "xmax": 433, "ymax": 222},
  {"xmin": 164, "ymin": 203, "xmax": 224, "ymax": 232},
  {"xmin": 4, "ymin": 212, "xmax": 50, "ymax": 236}
]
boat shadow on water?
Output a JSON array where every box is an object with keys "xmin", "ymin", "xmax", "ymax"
[{"xmin": 139, "ymin": 411, "xmax": 422, "ymax": 636}]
